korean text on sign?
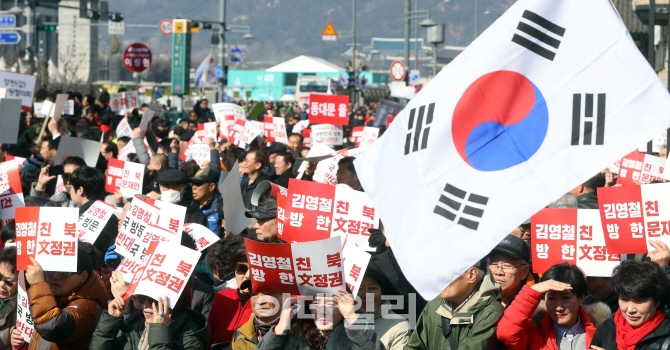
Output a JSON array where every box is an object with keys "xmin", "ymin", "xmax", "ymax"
[
  {"xmin": 106, "ymin": 158, "xmax": 145, "ymax": 198},
  {"xmin": 308, "ymin": 94, "xmax": 350, "ymax": 126},
  {"xmin": 77, "ymin": 200, "xmax": 116, "ymax": 245},
  {"xmin": 16, "ymin": 274, "xmax": 34, "ymax": 343},
  {"xmin": 184, "ymin": 223, "xmax": 220, "ymax": 251},
  {"xmin": 0, "ymin": 164, "xmax": 24, "ymax": 224}
]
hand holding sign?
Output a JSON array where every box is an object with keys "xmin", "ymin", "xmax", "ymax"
[
  {"xmin": 648, "ymin": 240, "xmax": 670, "ymax": 267},
  {"xmin": 274, "ymin": 297, "xmax": 300, "ymax": 335},
  {"xmin": 110, "ymin": 271, "xmax": 128, "ymax": 299},
  {"xmin": 25, "ymin": 257, "xmax": 45, "ymax": 285}
]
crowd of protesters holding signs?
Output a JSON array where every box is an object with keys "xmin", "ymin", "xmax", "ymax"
[{"xmin": 4, "ymin": 1, "xmax": 670, "ymax": 350}]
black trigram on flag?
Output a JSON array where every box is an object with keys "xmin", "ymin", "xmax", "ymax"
[
  {"xmin": 433, "ymin": 183, "xmax": 488, "ymax": 231},
  {"xmin": 512, "ymin": 10, "xmax": 566, "ymax": 61},
  {"xmin": 571, "ymin": 93, "xmax": 606, "ymax": 146},
  {"xmin": 404, "ymin": 103, "xmax": 434, "ymax": 155}
]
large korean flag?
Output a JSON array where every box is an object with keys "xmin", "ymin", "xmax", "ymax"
[{"xmin": 355, "ymin": 0, "xmax": 670, "ymax": 299}]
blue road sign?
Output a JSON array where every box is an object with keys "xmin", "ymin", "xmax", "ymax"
[
  {"xmin": 0, "ymin": 32, "xmax": 20, "ymax": 44},
  {"xmin": 215, "ymin": 65, "xmax": 224, "ymax": 78},
  {"xmin": 0, "ymin": 15, "xmax": 16, "ymax": 27}
]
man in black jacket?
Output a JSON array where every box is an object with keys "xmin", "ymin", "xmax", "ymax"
[
  {"xmin": 157, "ymin": 169, "xmax": 208, "ymax": 226},
  {"xmin": 241, "ymin": 149, "xmax": 272, "ymax": 209},
  {"xmin": 569, "ymin": 172, "xmax": 605, "ymax": 209},
  {"xmin": 273, "ymin": 152, "xmax": 295, "ymax": 188}
]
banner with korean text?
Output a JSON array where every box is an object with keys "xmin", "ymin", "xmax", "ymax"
[
  {"xmin": 106, "ymin": 158, "xmax": 145, "ymax": 198},
  {"xmin": 309, "ymin": 94, "xmax": 349, "ymax": 125},
  {"xmin": 184, "ymin": 223, "xmax": 220, "ymax": 251},
  {"xmin": 0, "ymin": 164, "xmax": 24, "ymax": 225},
  {"xmin": 77, "ymin": 200, "xmax": 117, "ymax": 244}
]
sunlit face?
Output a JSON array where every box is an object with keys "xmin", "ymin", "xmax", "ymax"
[
  {"xmin": 255, "ymin": 218, "xmax": 277, "ymax": 241},
  {"xmin": 274, "ymin": 156, "xmax": 292, "ymax": 176},
  {"xmin": 619, "ymin": 297, "xmax": 658, "ymax": 329},
  {"xmin": 191, "ymin": 182, "xmax": 215, "ymax": 202},
  {"xmin": 243, "ymin": 153, "xmax": 261, "ymax": 174},
  {"xmin": 0, "ymin": 263, "xmax": 18, "ymax": 299},
  {"xmin": 288, "ymin": 136, "xmax": 302, "ymax": 152},
  {"xmin": 310, "ymin": 296, "xmax": 343, "ymax": 331},
  {"xmin": 510, "ymin": 225, "xmax": 532, "ymax": 246},
  {"xmin": 117, "ymin": 140, "xmax": 127, "ymax": 151},
  {"xmin": 357, "ymin": 276, "xmax": 382, "ymax": 311},
  {"xmin": 337, "ymin": 163, "xmax": 359, "ymax": 189},
  {"xmin": 488, "ymin": 253, "xmax": 528, "ymax": 296},
  {"xmin": 132, "ymin": 295, "xmax": 158, "ymax": 321},
  {"xmin": 251, "ymin": 293, "xmax": 282, "ymax": 321},
  {"xmin": 661, "ymin": 148, "xmax": 668, "ymax": 159},
  {"xmin": 46, "ymin": 271, "xmax": 87, "ymax": 296},
  {"xmin": 545, "ymin": 290, "xmax": 584, "ymax": 328}
]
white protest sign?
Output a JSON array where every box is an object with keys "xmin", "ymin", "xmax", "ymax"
[
  {"xmin": 182, "ymin": 143, "xmax": 211, "ymax": 167},
  {"xmin": 116, "ymin": 117, "xmax": 133, "ymax": 138},
  {"xmin": 212, "ymin": 102, "xmax": 246, "ymax": 138},
  {"xmin": 296, "ymin": 141, "xmax": 335, "ymax": 180},
  {"xmin": 123, "ymin": 241, "xmax": 201, "ymax": 308},
  {"xmin": 39, "ymin": 100, "xmax": 54, "ymax": 119},
  {"xmin": 184, "ymin": 223, "xmax": 220, "ymax": 251},
  {"xmin": 63, "ymin": 100, "xmax": 75, "ymax": 115},
  {"xmin": 0, "ymin": 165, "xmax": 24, "ymax": 226},
  {"xmin": 52, "ymin": 94, "xmax": 68, "ymax": 121},
  {"xmin": 77, "ymin": 200, "xmax": 117, "ymax": 244},
  {"xmin": 0, "ymin": 98, "xmax": 21, "ymax": 144},
  {"xmin": 54, "ymin": 136, "xmax": 101, "ymax": 167},
  {"xmin": 139, "ymin": 109, "xmax": 155, "ymax": 132},
  {"xmin": 0, "ymin": 70, "xmax": 37, "ymax": 111},
  {"xmin": 110, "ymin": 91, "xmax": 140, "ymax": 112},
  {"xmin": 118, "ymin": 137, "xmax": 154, "ymax": 161},
  {"xmin": 341, "ymin": 237, "xmax": 371, "ymax": 295},
  {"xmin": 106, "ymin": 158, "xmax": 145, "ymax": 198},
  {"xmin": 16, "ymin": 272, "xmax": 34, "ymax": 343},
  {"xmin": 311, "ymin": 124, "xmax": 343, "ymax": 147}
]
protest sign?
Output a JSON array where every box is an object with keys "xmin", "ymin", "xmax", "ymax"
[
  {"xmin": 16, "ymin": 272, "xmax": 34, "ymax": 343},
  {"xmin": 52, "ymin": 94, "xmax": 68, "ymax": 121},
  {"xmin": 180, "ymin": 123, "xmax": 217, "ymax": 166},
  {"xmin": 292, "ymin": 120, "xmax": 310, "ymax": 135},
  {"xmin": 350, "ymin": 127, "xmax": 379, "ymax": 147},
  {"xmin": 229, "ymin": 120, "xmax": 263, "ymax": 148},
  {"xmin": 63, "ymin": 100, "xmax": 75, "ymax": 116},
  {"xmin": 144, "ymin": 198, "xmax": 187, "ymax": 235},
  {"xmin": 309, "ymin": 94, "xmax": 349, "ymax": 126},
  {"xmin": 115, "ymin": 197, "xmax": 184, "ymax": 264},
  {"xmin": 311, "ymin": 124, "xmax": 343, "ymax": 147},
  {"xmin": 244, "ymin": 237, "xmax": 345, "ymax": 295},
  {"xmin": 302, "ymin": 128, "xmax": 312, "ymax": 148},
  {"xmin": 123, "ymin": 241, "xmax": 201, "ymax": 308},
  {"xmin": 598, "ymin": 182, "xmax": 670, "ymax": 254},
  {"xmin": 341, "ymin": 237, "xmax": 371, "ymax": 294},
  {"xmin": 212, "ymin": 102, "xmax": 246, "ymax": 139},
  {"xmin": 313, "ymin": 155, "xmax": 342, "ymax": 186},
  {"xmin": 0, "ymin": 70, "xmax": 36, "ymax": 111},
  {"xmin": 118, "ymin": 137, "xmax": 154, "ymax": 161},
  {"xmin": 116, "ymin": 257, "xmax": 144, "ymax": 283},
  {"xmin": 0, "ymin": 165, "xmax": 23, "ymax": 225},
  {"xmin": 219, "ymin": 161, "xmax": 249, "ymax": 235},
  {"xmin": 14, "ymin": 207, "xmax": 79, "ymax": 272},
  {"xmin": 374, "ymin": 100, "xmax": 404, "ymax": 127},
  {"xmin": 611, "ymin": 152, "xmax": 666, "ymax": 185},
  {"xmin": 282, "ymin": 179, "xmax": 379, "ymax": 250},
  {"xmin": 139, "ymin": 108, "xmax": 155, "ymax": 132},
  {"xmin": 295, "ymin": 141, "xmax": 336, "ymax": 180},
  {"xmin": 0, "ymin": 98, "xmax": 21, "ymax": 144},
  {"xmin": 110, "ymin": 91, "xmax": 140, "ymax": 112},
  {"xmin": 77, "ymin": 200, "xmax": 117, "ymax": 244},
  {"xmin": 39, "ymin": 101, "xmax": 54, "ymax": 119},
  {"xmin": 264, "ymin": 116, "xmax": 289, "ymax": 144},
  {"xmin": 0, "ymin": 155, "xmax": 25, "ymax": 170},
  {"xmin": 116, "ymin": 117, "xmax": 133, "ymax": 138},
  {"xmin": 54, "ymin": 174, "xmax": 64, "ymax": 194},
  {"xmin": 531, "ymin": 208, "xmax": 620, "ymax": 276},
  {"xmin": 55, "ymin": 136, "xmax": 101, "ymax": 167},
  {"xmin": 106, "ymin": 158, "xmax": 145, "ymax": 198},
  {"xmin": 251, "ymin": 180, "xmax": 287, "ymax": 207},
  {"xmin": 33, "ymin": 102, "xmax": 44, "ymax": 118},
  {"xmin": 184, "ymin": 223, "xmax": 220, "ymax": 251}
]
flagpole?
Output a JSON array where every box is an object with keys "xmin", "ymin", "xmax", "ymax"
[{"xmin": 201, "ymin": 45, "xmax": 214, "ymax": 99}]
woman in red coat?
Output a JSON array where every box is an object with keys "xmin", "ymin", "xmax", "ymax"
[
  {"xmin": 497, "ymin": 263, "xmax": 596, "ymax": 350},
  {"xmin": 207, "ymin": 245, "xmax": 253, "ymax": 346}
]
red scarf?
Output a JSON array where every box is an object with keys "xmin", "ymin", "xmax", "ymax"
[{"xmin": 614, "ymin": 309, "xmax": 665, "ymax": 350}]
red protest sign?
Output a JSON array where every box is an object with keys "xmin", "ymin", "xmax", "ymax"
[
  {"xmin": 532, "ymin": 208, "xmax": 619, "ymax": 275},
  {"xmin": 264, "ymin": 116, "xmax": 288, "ymax": 144},
  {"xmin": 106, "ymin": 158, "xmax": 145, "ymax": 198},
  {"xmin": 282, "ymin": 179, "xmax": 379, "ymax": 250},
  {"xmin": 598, "ymin": 183, "xmax": 670, "ymax": 254},
  {"xmin": 123, "ymin": 43, "xmax": 152, "ymax": 73},
  {"xmin": 0, "ymin": 164, "xmax": 24, "ymax": 224},
  {"xmin": 15, "ymin": 207, "xmax": 79, "ymax": 271},
  {"xmin": 614, "ymin": 152, "xmax": 666, "ymax": 186},
  {"xmin": 350, "ymin": 127, "xmax": 379, "ymax": 147},
  {"xmin": 308, "ymin": 94, "xmax": 349, "ymax": 126},
  {"xmin": 244, "ymin": 237, "xmax": 346, "ymax": 295}
]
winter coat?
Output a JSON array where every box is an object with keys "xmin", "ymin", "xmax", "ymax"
[
  {"xmin": 0, "ymin": 296, "xmax": 17, "ymax": 350},
  {"xmin": 89, "ymin": 308, "xmax": 210, "ymax": 350},
  {"xmin": 29, "ymin": 183, "xmax": 69, "ymax": 207},
  {"xmin": 176, "ymin": 199, "xmax": 209, "ymax": 227},
  {"xmin": 230, "ymin": 315, "xmax": 257, "ymax": 350},
  {"xmin": 576, "ymin": 193, "xmax": 599, "ymax": 209},
  {"xmin": 189, "ymin": 277, "xmax": 214, "ymax": 319},
  {"xmin": 207, "ymin": 288, "xmax": 253, "ymax": 345},
  {"xmin": 241, "ymin": 173, "xmax": 273, "ymax": 210},
  {"xmin": 497, "ymin": 285, "xmax": 597, "ymax": 350},
  {"xmin": 28, "ymin": 273, "xmax": 108, "ymax": 350},
  {"xmin": 256, "ymin": 313, "xmax": 385, "ymax": 350},
  {"xmin": 405, "ymin": 271, "xmax": 504, "ymax": 350},
  {"xmin": 372, "ymin": 307, "xmax": 409, "ymax": 350},
  {"xmin": 590, "ymin": 314, "xmax": 670, "ymax": 350}
]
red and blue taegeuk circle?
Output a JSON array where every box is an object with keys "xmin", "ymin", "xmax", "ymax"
[{"xmin": 452, "ymin": 70, "xmax": 548, "ymax": 172}]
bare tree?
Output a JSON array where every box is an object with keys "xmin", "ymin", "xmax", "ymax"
[{"xmin": 51, "ymin": 44, "xmax": 87, "ymax": 92}]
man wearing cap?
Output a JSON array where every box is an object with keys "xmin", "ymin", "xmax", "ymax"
[
  {"xmin": 487, "ymin": 234, "xmax": 532, "ymax": 308},
  {"xmin": 155, "ymin": 119, "xmax": 171, "ymax": 139},
  {"xmin": 244, "ymin": 198, "xmax": 277, "ymax": 241},
  {"xmin": 261, "ymin": 142, "xmax": 287, "ymax": 178},
  {"xmin": 157, "ymin": 169, "xmax": 208, "ymax": 226},
  {"xmin": 189, "ymin": 168, "xmax": 223, "ymax": 233}
]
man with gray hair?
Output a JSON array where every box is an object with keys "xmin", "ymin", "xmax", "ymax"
[{"xmin": 547, "ymin": 193, "xmax": 579, "ymax": 209}]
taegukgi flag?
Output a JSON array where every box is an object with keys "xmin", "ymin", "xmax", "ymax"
[
  {"xmin": 354, "ymin": 0, "xmax": 670, "ymax": 299},
  {"xmin": 194, "ymin": 53, "xmax": 217, "ymax": 89}
]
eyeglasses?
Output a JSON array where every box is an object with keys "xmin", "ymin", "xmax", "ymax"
[
  {"xmin": 489, "ymin": 263, "xmax": 527, "ymax": 273},
  {"xmin": 45, "ymin": 271, "xmax": 77, "ymax": 281},
  {"xmin": 132, "ymin": 295, "xmax": 157, "ymax": 305},
  {"xmin": 235, "ymin": 262, "xmax": 249, "ymax": 275}
]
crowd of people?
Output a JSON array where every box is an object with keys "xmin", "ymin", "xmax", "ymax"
[{"xmin": 0, "ymin": 87, "xmax": 669, "ymax": 350}]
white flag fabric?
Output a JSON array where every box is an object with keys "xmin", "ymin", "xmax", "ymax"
[
  {"xmin": 194, "ymin": 53, "xmax": 216, "ymax": 89},
  {"xmin": 354, "ymin": 0, "xmax": 670, "ymax": 299}
]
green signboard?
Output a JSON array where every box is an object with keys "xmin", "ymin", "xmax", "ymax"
[{"xmin": 171, "ymin": 19, "xmax": 191, "ymax": 95}]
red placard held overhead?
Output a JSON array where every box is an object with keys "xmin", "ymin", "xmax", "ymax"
[
  {"xmin": 123, "ymin": 43, "xmax": 152, "ymax": 73},
  {"xmin": 309, "ymin": 94, "xmax": 349, "ymax": 126}
]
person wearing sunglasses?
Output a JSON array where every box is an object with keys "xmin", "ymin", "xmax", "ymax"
[
  {"xmin": 30, "ymin": 156, "xmax": 86, "ymax": 207},
  {"xmin": 208, "ymin": 244, "xmax": 253, "ymax": 346},
  {"xmin": 0, "ymin": 248, "xmax": 18, "ymax": 350},
  {"xmin": 12, "ymin": 243, "xmax": 107, "ymax": 350},
  {"xmin": 90, "ymin": 286, "xmax": 210, "ymax": 350}
]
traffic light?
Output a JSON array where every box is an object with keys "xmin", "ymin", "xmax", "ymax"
[
  {"xmin": 223, "ymin": 65, "xmax": 228, "ymax": 85},
  {"xmin": 87, "ymin": 9, "xmax": 100, "ymax": 20},
  {"xmin": 41, "ymin": 25, "xmax": 56, "ymax": 31},
  {"xmin": 109, "ymin": 13, "xmax": 123, "ymax": 22}
]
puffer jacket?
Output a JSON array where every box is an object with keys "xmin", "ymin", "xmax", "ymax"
[
  {"xmin": 256, "ymin": 312, "xmax": 385, "ymax": 350},
  {"xmin": 405, "ymin": 271, "xmax": 505, "ymax": 350},
  {"xmin": 0, "ymin": 296, "xmax": 17, "ymax": 350},
  {"xmin": 89, "ymin": 309, "xmax": 210, "ymax": 350},
  {"xmin": 230, "ymin": 315, "xmax": 258, "ymax": 350},
  {"xmin": 28, "ymin": 273, "xmax": 108, "ymax": 350},
  {"xmin": 497, "ymin": 285, "xmax": 597, "ymax": 350}
]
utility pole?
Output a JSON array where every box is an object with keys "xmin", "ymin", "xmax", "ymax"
[
  {"xmin": 414, "ymin": 0, "xmax": 418, "ymax": 70},
  {"xmin": 352, "ymin": 0, "xmax": 356, "ymax": 107},
  {"xmin": 218, "ymin": 0, "xmax": 226, "ymax": 102},
  {"xmin": 404, "ymin": 0, "xmax": 410, "ymax": 84}
]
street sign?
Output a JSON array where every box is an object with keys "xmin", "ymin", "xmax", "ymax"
[
  {"xmin": 322, "ymin": 21, "xmax": 337, "ymax": 41},
  {"xmin": 0, "ymin": 15, "xmax": 15, "ymax": 27},
  {"xmin": 123, "ymin": 43, "xmax": 152, "ymax": 73},
  {"xmin": 108, "ymin": 21, "xmax": 125, "ymax": 35},
  {"xmin": 390, "ymin": 61, "xmax": 406, "ymax": 82},
  {"xmin": 215, "ymin": 65, "xmax": 224, "ymax": 78},
  {"xmin": 171, "ymin": 19, "xmax": 191, "ymax": 95},
  {"xmin": 159, "ymin": 19, "xmax": 173, "ymax": 35},
  {"xmin": 410, "ymin": 69, "xmax": 420, "ymax": 85},
  {"xmin": 0, "ymin": 32, "xmax": 20, "ymax": 44}
]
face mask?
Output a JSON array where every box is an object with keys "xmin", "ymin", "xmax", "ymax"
[{"xmin": 161, "ymin": 188, "xmax": 183, "ymax": 204}]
